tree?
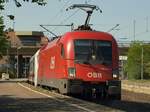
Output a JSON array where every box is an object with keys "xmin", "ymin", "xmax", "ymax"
[
  {"xmin": 143, "ymin": 45, "xmax": 150, "ymax": 78},
  {"xmin": 145, "ymin": 62, "xmax": 150, "ymax": 78},
  {"xmin": 0, "ymin": 0, "xmax": 8, "ymax": 59},
  {"xmin": 0, "ymin": 0, "xmax": 47, "ymax": 57},
  {"xmin": 125, "ymin": 42, "xmax": 150, "ymax": 79},
  {"xmin": 0, "ymin": 0, "xmax": 4, "ymax": 10},
  {"xmin": 125, "ymin": 42, "xmax": 141, "ymax": 79},
  {"xmin": 0, "ymin": 16, "xmax": 8, "ymax": 59},
  {"xmin": 6, "ymin": 0, "xmax": 47, "ymax": 7}
]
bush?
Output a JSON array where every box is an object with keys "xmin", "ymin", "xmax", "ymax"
[
  {"xmin": 0, "ymin": 65, "xmax": 16, "ymax": 78},
  {"xmin": 125, "ymin": 42, "xmax": 150, "ymax": 79}
]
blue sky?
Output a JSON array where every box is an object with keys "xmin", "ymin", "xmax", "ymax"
[{"xmin": 3, "ymin": 0, "xmax": 150, "ymax": 41}]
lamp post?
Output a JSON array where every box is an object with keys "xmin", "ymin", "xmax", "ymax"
[
  {"xmin": 133, "ymin": 20, "xmax": 136, "ymax": 41},
  {"xmin": 141, "ymin": 43, "xmax": 144, "ymax": 80},
  {"xmin": 17, "ymin": 46, "xmax": 21, "ymax": 78},
  {"xmin": 6, "ymin": 48, "xmax": 9, "ymax": 74}
]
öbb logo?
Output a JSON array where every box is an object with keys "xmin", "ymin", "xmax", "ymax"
[{"xmin": 87, "ymin": 72, "xmax": 102, "ymax": 78}]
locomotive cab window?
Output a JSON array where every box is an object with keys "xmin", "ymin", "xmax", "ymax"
[{"xmin": 74, "ymin": 39, "xmax": 112, "ymax": 65}]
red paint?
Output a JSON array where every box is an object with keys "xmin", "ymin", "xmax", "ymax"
[{"xmin": 37, "ymin": 31, "xmax": 119, "ymax": 82}]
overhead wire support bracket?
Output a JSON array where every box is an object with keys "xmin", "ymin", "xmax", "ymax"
[
  {"xmin": 40, "ymin": 23, "xmax": 74, "ymax": 31},
  {"xmin": 40, "ymin": 24, "xmax": 58, "ymax": 38},
  {"xmin": 107, "ymin": 24, "xmax": 120, "ymax": 32}
]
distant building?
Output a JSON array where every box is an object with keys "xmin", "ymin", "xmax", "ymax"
[{"xmin": 1, "ymin": 31, "xmax": 49, "ymax": 78}]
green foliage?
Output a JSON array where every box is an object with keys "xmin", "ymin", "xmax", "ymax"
[
  {"xmin": 30, "ymin": 0, "xmax": 47, "ymax": 6},
  {"xmin": 6, "ymin": 0, "xmax": 47, "ymax": 7},
  {"xmin": 0, "ymin": 1, "xmax": 9, "ymax": 58},
  {"xmin": 0, "ymin": 66, "xmax": 16, "ymax": 78},
  {"xmin": 126, "ymin": 42, "xmax": 141, "ymax": 79},
  {"xmin": 0, "ymin": 16, "xmax": 9, "ymax": 57},
  {"xmin": 143, "ymin": 45, "xmax": 150, "ymax": 78},
  {"xmin": 125, "ymin": 42, "xmax": 150, "ymax": 79},
  {"xmin": 0, "ymin": 0, "xmax": 46, "ymax": 56},
  {"xmin": 145, "ymin": 62, "xmax": 150, "ymax": 78},
  {"xmin": 0, "ymin": 0, "xmax": 4, "ymax": 10}
]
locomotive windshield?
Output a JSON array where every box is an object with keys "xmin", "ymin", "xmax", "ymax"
[{"xmin": 74, "ymin": 39, "xmax": 112, "ymax": 65}]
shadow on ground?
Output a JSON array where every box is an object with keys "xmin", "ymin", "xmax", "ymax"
[
  {"xmin": 98, "ymin": 99, "xmax": 150, "ymax": 112},
  {"xmin": 0, "ymin": 95, "xmax": 150, "ymax": 112},
  {"xmin": 0, "ymin": 95, "xmax": 82, "ymax": 112}
]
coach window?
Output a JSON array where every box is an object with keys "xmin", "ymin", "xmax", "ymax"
[{"xmin": 61, "ymin": 45, "xmax": 65, "ymax": 58}]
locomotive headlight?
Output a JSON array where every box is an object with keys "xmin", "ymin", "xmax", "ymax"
[
  {"xmin": 68, "ymin": 67, "xmax": 76, "ymax": 77},
  {"xmin": 112, "ymin": 69, "xmax": 119, "ymax": 79},
  {"xmin": 113, "ymin": 74, "xmax": 118, "ymax": 78}
]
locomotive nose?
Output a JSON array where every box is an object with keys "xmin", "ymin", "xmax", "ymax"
[{"xmin": 75, "ymin": 64, "xmax": 112, "ymax": 81}]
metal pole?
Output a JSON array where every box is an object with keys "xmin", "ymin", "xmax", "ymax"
[
  {"xmin": 122, "ymin": 60, "xmax": 124, "ymax": 79},
  {"xmin": 17, "ymin": 47, "xmax": 18, "ymax": 78},
  {"xmin": 6, "ymin": 48, "xmax": 9, "ymax": 74},
  {"xmin": 141, "ymin": 44, "xmax": 143, "ymax": 80},
  {"xmin": 25, "ymin": 57, "xmax": 27, "ymax": 78},
  {"xmin": 146, "ymin": 16, "xmax": 148, "ymax": 32},
  {"xmin": 133, "ymin": 20, "xmax": 136, "ymax": 41},
  {"xmin": 16, "ymin": 46, "xmax": 21, "ymax": 78}
]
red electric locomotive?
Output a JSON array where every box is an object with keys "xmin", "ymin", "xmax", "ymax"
[{"xmin": 29, "ymin": 4, "xmax": 121, "ymax": 99}]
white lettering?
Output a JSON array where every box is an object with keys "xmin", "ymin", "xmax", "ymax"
[
  {"xmin": 87, "ymin": 72, "xmax": 102, "ymax": 78},
  {"xmin": 50, "ymin": 56, "xmax": 55, "ymax": 69},
  {"xmin": 87, "ymin": 72, "xmax": 92, "ymax": 78}
]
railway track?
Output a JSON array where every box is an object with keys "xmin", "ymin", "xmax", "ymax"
[
  {"xmin": 0, "ymin": 82, "xmax": 150, "ymax": 112},
  {"xmin": 22, "ymin": 82, "xmax": 150, "ymax": 112},
  {"xmin": 0, "ymin": 82, "xmax": 119, "ymax": 112}
]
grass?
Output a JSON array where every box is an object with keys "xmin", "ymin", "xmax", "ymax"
[
  {"xmin": 123, "ymin": 79, "xmax": 150, "ymax": 83},
  {"xmin": 122, "ymin": 79, "xmax": 150, "ymax": 87}
]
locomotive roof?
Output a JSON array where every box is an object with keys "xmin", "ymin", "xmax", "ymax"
[
  {"xmin": 61, "ymin": 30, "xmax": 114, "ymax": 41},
  {"xmin": 65, "ymin": 30, "xmax": 113, "ymax": 37},
  {"xmin": 40, "ymin": 30, "xmax": 115, "ymax": 52}
]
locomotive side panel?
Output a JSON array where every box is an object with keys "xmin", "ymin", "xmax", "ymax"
[
  {"xmin": 37, "ymin": 39, "xmax": 72, "ymax": 94},
  {"xmin": 28, "ymin": 50, "xmax": 40, "ymax": 87}
]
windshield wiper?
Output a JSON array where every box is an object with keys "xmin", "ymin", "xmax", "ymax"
[
  {"xmin": 75, "ymin": 60, "xmax": 91, "ymax": 65},
  {"xmin": 83, "ymin": 61, "xmax": 91, "ymax": 65}
]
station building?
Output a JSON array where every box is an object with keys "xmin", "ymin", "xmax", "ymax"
[{"xmin": 2, "ymin": 31, "xmax": 48, "ymax": 78}]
